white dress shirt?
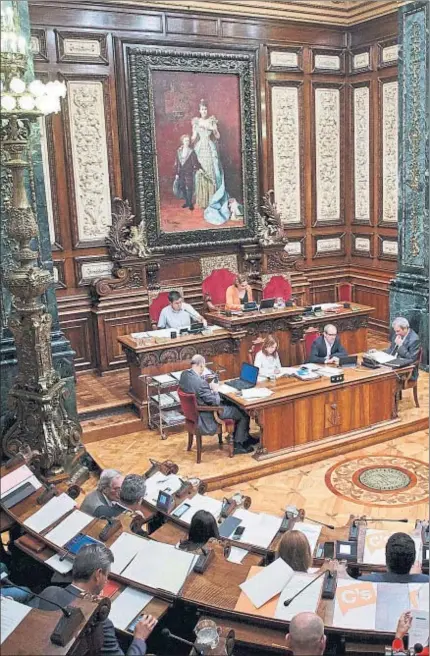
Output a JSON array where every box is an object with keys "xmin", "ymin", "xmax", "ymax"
[
  {"xmin": 324, "ymin": 338, "xmax": 333, "ymax": 360},
  {"xmin": 254, "ymin": 350, "xmax": 282, "ymax": 377},
  {"xmin": 157, "ymin": 302, "xmax": 200, "ymax": 329}
]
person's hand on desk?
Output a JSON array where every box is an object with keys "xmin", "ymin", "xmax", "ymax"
[
  {"xmin": 325, "ymin": 357, "xmax": 339, "ymax": 365},
  {"xmin": 134, "ymin": 614, "xmax": 158, "ymax": 641},
  {"xmin": 199, "ymin": 316, "xmax": 208, "ymax": 328},
  {"xmin": 209, "ymin": 381, "xmax": 219, "ymax": 393}
]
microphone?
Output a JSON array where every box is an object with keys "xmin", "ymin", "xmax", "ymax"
[
  {"xmin": 161, "ymin": 628, "xmax": 203, "ymax": 655},
  {"xmin": 306, "ymin": 517, "xmax": 335, "ymax": 530},
  {"xmin": 354, "ymin": 517, "xmax": 408, "ymax": 524},
  {"xmin": 283, "ymin": 570, "xmax": 329, "ymax": 607},
  {"xmin": 414, "ymin": 644, "xmax": 424, "ymax": 654},
  {"xmin": 0, "ymin": 580, "xmax": 84, "ymax": 646}
]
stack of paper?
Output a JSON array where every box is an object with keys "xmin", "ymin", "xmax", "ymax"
[
  {"xmin": 144, "ymin": 471, "xmax": 183, "ymax": 505},
  {"xmin": 131, "ymin": 332, "xmax": 149, "ymax": 339},
  {"xmin": 121, "ymin": 540, "xmax": 196, "ymax": 594},
  {"xmin": 109, "ymin": 532, "xmax": 149, "ymax": 575},
  {"xmin": 23, "ymin": 493, "xmax": 76, "ymax": 533},
  {"xmin": 109, "ymin": 587, "xmax": 153, "ymax": 630},
  {"xmin": 275, "ymin": 572, "xmax": 324, "ymax": 621},
  {"xmin": 239, "ymin": 558, "xmax": 294, "ymax": 608},
  {"xmin": 150, "ymin": 393, "xmax": 178, "ymax": 408},
  {"xmin": 218, "ymin": 383, "xmax": 238, "ymax": 394},
  {"xmin": 151, "ymin": 373, "xmax": 176, "ymax": 385},
  {"xmin": 241, "ymin": 387, "xmax": 273, "ymax": 400},
  {"xmin": 233, "ymin": 509, "xmax": 282, "ymax": 549},
  {"xmin": 227, "ymin": 547, "xmax": 248, "ymax": 564},
  {"xmin": 1, "ymin": 465, "xmax": 36, "ymax": 498},
  {"xmin": 364, "ymin": 350, "xmax": 394, "ymax": 364},
  {"xmin": 44, "ymin": 510, "xmax": 93, "ymax": 547},
  {"xmin": 146, "ymin": 329, "xmax": 173, "ymax": 339},
  {"xmin": 174, "ymin": 494, "xmax": 223, "ymax": 524},
  {"xmin": 0, "ymin": 598, "xmax": 32, "ymax": 645},
  {"xmin": 316, "ymin": 366, "xmax": 344, "ymax": 377}
]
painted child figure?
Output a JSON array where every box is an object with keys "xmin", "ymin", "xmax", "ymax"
[{"xmin": 173, "ymin": 134, "xmax": 202, "ymax": 210}]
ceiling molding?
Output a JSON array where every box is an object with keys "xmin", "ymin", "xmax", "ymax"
[{"xmin": 65, "ymin": 0, "xmax": 413, "ymax": 27}]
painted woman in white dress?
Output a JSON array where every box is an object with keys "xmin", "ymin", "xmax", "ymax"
[{"xmin": 191, "ymin": 99, "xmax": 231, "ymax": 225}]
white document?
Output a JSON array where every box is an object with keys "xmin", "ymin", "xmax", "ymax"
[
  {"xmin": 109, "ymin": 532, "xmax": 149, "ymax": 575},
  {"xmin": 375, "ymin": 583, "xmax": 410, "ymax": 632},
  {"xmin": 218, "ymin": 384, "xmax": 238, "ymax": 394},
  {"xmin": 0, "ymin": 597, "xmax": 32, "ymax": 644},
  {"xmin": 275, "ymin": 572, "xmax": 324, "ymax": 621},
  {"xmin": 151, "ymin": 373, "xmax": 176, "ymax": 384},
  {"xmin": 227, "ymin": 547, "xmax": 248, "ymax": 564},
  {"xmin": 362, "ymin": 529, "xmax": 390, "ymax": 565},
  {"xmin": 169, "ymin": 370, "xmax": 185, "ymax": 381},
  {"xmin": 109, "ymin": 587, "xmax": 153, "ymax": 631},
  {"xmin": 45, "ymin": 553, "xmax": 74, "ymax": 574},
  {"xmin": 1, "ymin": 474, "xmax": 42, "ymax": 501},
  {"xmin": 146, "ymin": 329, "xmax": 174, "ymax": 339},
  {"xmin": 241, "ymin": 387, "xmax": 273, "ymax": 400},
  {"xmin": 366, "ymin": 350, "xmax": 395, "ymax": 364},
  {"xmin": 0, "ymin": 464, "xmax": 34, "ymax": 498},
  {"xmin": 131, "ymin": 332, "xmax": 149, "ymax": 339},
  {"xmin": 239, "ymin": 558, "xmax": 294, "ymax": 608},
  {"xmin": 144, "ymin": 471, "xmax": 183, "ymax": 505},
  {"xmin": 333, "ymin": 579, "xmax": 377, "ymax": 630},
  {"xmin": 44, "ymin": 510, "xmax": 93, "ymax": 547},
  {"xmin": 233, "ymin": 509, "xmax": 282, "ymax": 549},
  {"xmin": 294, "ymin": 522, "xmax": 322, "ymax": 555},
  {"xmin": 121, "ymin": 540, "xmax": 196, "ymax": 595},
  {"xmin": 316, "ymin": 366, "xmax": 344, "ymax": 377},
  {"xmin": 205, "ymin": 324, "xmax": 223, "ymax": 332},
  {"xmin": 23, "ymin": 493, "xmax": 76, "ymax": 533},
  {"xmin": 410, "ymin": 610, "xmax": 429, "ymax": 647},
  {"xmin": 176, "ymin": 494, "xmax": 223, "ymax": 525}
]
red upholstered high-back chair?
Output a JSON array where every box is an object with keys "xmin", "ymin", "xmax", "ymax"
[
  {"xmin": 302, "ymin": 327, "xmax": 320, "ymax": 362},
  {"xmin": 336, "ymin": 282, "xmax": 354, "ymax": 303},
  {"xmin": 202, "ymin": 268, "xmax": 237, "ymax": 309},
  {"xmin": 262, "ymin": 275, "xmax": 292, "ymax": 302},
  {"xmin": 148, "ymin": 291, "xmax": 170, "ymax": 329},
  {"xmin": 178, "ymin": 389, "xmax": 234, "ymax": 463},
  {"xmin": 248, "ymin": 337, "xmax": 264, "ymax": 365}
]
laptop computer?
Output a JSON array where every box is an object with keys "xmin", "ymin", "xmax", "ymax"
[
  {"xmin": 259, "ymin": 298, "xmax": 275, "ymax": 310},
  {"xmin": 243, "ymin": 301, "xmax": 258, "ymax": 312},
  {"xmin": 384, "ymin": 357, "xmax": 412, "ymax": 369},
  {"xmin": 226, "ymin": 362, "xmax": 259, "ymax": 391},
  {"xmin": 339, "ymin": 355, "xmax": 358, "ymax": 368}
]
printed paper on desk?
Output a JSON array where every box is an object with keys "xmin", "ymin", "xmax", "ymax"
[
  {"xmin": 227, "ymin": 547, "xmax": 248, "ymax": 564},
  {"xmin": 109, "ymin": 587, "xmax": 153, "ymax": 631},
  {"xmin": 218, "ymin": 384, "xmax": 237, "ymax": 394},
  {"xmin": 275, "ymin": 572, "xmax": 324, "ymax": 621},
  {"xmin": 362, "ymin": 529, "xmax": 390, "ymax": 565},
  {"xmin": 146, "ymin": 329, "xmax": 173, "ymax": 339},
  {"xmin": 144, "ymin": 471, "xmax": 183, "ymax": 504},
  {"xmin": 23, "ymin": 492, "xmax": 76, "ymax": 533},
  {"xmin": 294, "ymin": 522, "xmax": 321, "ymax": 555},
  {"xmin": 234, "ymin": 567, "xmax": 278, "ymax": 618},
  {"xmin": 44, "ymin": 510, "xmax": 93, "ymax": 547},
  {"xmin": 365, "ymin": 350, "xmax": 395, "ymax": 364},
  {"xmin": 409, "ymin": 609, "xmax": 429, "ymax": 648},
  {"xmin": 241, "ymin": 387, "xmax": 273, "ymax": 400},
  {"xmin": 239, "ymin": 558, "xmax": 294, "ymax": 608},
  {"xmin": 0, "ymin": 464, "xmax": 34, "ymax": 498},
  {"xmin": 333, "ymin": 579, "xmax": 377, "ymax": 630},
  {"xmin": 46, "ymin": 553, "xmax": 74, "ymax": 574},
  {"xmin": 121, "ymin": 540, "xmax": 196, "ymax": 595},
  {"xmin": 109, "ymin": 532, "xmax": 149, "ymax": 575},
  {"xmin": 233, "ymin": 509, "xmax": 282, "ymax": 549},
  {"xmin": 176, "ymin": 494, "xmax": 223, "ymax": 524},
  {"xmin": 0, "ymin": 597, "xmax": 32, "ymax": 645}
]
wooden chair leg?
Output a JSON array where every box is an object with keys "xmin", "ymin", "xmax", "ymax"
[
  {"xmin": 187, "ymin": 432, "xmax": 194, "ymax": 451},
  {"xmin": 228, "ymin": 432, "xmax": 234, "ymax": 458},
  {"xmin": 196, "ymin": 432, "xmax": 202, "ymax": 464},
  {"xmin": 413, "ymin": 385, "xmax": 419, "ymax": 408},
  {"xmin": 218, "ymin": 428, "xmax": 223, "ymax": 449}
]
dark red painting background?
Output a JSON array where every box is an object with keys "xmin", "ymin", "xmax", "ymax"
[{"xmin": 151, "ymin": 70, "xmax": 243, "ymax": 232}]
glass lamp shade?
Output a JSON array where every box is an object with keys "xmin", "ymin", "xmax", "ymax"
[
  {"xmin": 10, "ymin": 77, "xmax": 26, "ymax": 94},
  {"xmin": 1, "ymin": 94, "xmax": 16, "ymax": 111}
]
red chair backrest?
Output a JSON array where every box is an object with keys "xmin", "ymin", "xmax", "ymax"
[
  {"xmin": 149, "ymin": 291, "xmax": 170, "ymax": 324},
  {"xmin": 248, "ymin": 338, "xmax": 264, "ymax": 365},
  {"xmin": 262, "ymin": 275, "xmax": 292, "ymax": 301},
  {"xmin": 337, "ymin": 283, "xmax": 353, "ymax": 302},
  {"xmin": 178, "ymin": 389, "xmax": 199, "ymax": 425},
  {"xmin": 304, "ymin": 329, "xmax": 320, "ymax": 359},
  {"xmin": 202, "ymin": 269, "xmax": 237, "ymax": 306}
]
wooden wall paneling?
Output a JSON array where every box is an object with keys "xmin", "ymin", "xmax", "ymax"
[
  {"xmin": 55, "ymin": 30, "xmax": 109, "ymax": 64},
  {"xmin": 350, "ymin": 80, "xmax": 372, "ymax": 227},
  {"xmin": 57, "ymin": 296, "xmax": 96, "ymax": 370},
  {"xmin": 30, "ymin": 28, "xmax": 48, "ymax": 61},
  {"xmin": 378, "ymin": 73, "xmax": 398, "ymax": 228}
]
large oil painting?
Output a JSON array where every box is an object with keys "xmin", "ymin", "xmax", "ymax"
[{"xmin": 128, "ymin": 47, "xmax": 259, "ymax": 252}]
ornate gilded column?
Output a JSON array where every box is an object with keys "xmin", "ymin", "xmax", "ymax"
[{"xmin": 389, "ymin": 0, "xmax": 429, "ymax": 369}]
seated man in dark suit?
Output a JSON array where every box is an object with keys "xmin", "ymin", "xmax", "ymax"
[
  {"xmin": 179, "ymin": 354, "xmax": 255, "ymax": 455},
  {"xmin": 360, "ymin": 532, "xmax": 429, "ymax": 583},
  {"xmin": 80, "ymin": 469, "xmax": 124, "ymax": 517},
  {"xmin": 92, "ymin": 474, "xmax": 147, "ymax": 519},
  {"xmin": 308, "ymin": 324, "xmax": 347, "ymax": 365},
  {"xmin": 386, "ymin": 317, "xmax": 421, "ymax": 378},
  {"xmin": 32, "ymin": 544, "xmax": 157, "ymax": 655}
]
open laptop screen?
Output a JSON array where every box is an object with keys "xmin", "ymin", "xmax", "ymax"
[{"xmin": 240, "ymin": 362, "xmax": 259, "ymax": 385}]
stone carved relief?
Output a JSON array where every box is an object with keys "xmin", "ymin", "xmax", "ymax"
[
  {"xmin": 382, "ymin": 44, "xmax": 399, "ymax": 63},
  {"xmin": 271, "ymin": 86, "xmax": 301, "ymax": 224},
  {"xmin": 270, "ymin": 51, "xmax": 298, "ymax": 68},
  {"xmin": 355, "ymin": 237, "xmax": 371, "ymax": 252},
  {"xmin": 132, "ymin": 338, "xmax": 239, "ymax": 368},
  {"xmin": 315, "ymin": 88, "xmax": 340, "ymax": 222},
  {"xmin": 353, "ymin": 86, "xmax": 370, "ymax": 222},
  {"xmin": 382, "ymin": 81, "xmax": 398, "ymax": 223},
  {"xmin": 315, "ymin": 54, "xmax": 340, "ymax": 70},
  {"xmin": 106, "ymin": 198, "xmax": 150, "ymax": 260},
  {"xmin": 64, "ymin": 39, "xmax": 101, "ymax": 56},
  {"xmin": 316, "ymin": 237, "xmax": 342, "ymax": 253},
  {"xmin": 200, "ymin": 254, "xmax": 238, "ymax": 281},
  {"xmin": 353, "ymin": 52, "xmax": 369, "ymax": 70},
  {"xmin": 67, "ymin": 80, "xmax": 112, "ymax": 242}
]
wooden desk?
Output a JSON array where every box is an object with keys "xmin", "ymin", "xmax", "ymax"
[
  {"xmin": 221, "ymin": 363, "xmax": 400, "ymax": 459},
  {"xmin": 118, "ymin": 328, "xmax": 246, "ymax": 421},
  {"xmin": 205, "ymin": 304, "xmax": 374, "ymax": 365}
]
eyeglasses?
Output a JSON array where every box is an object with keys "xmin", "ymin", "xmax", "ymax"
[{"xmin": 325, "ymin": 333, "xmax": 337, "ymax": 337}]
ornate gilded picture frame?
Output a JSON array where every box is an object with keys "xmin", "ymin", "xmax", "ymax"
[{"xmin": 127, "ymin": 46, "xmax": 259, "ymax": 252}]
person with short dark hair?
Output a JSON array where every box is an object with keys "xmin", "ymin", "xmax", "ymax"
[
  {"xmin": 360, "ymin": 532, "xmax": 429, "ymax": 583},
  {"xmin": 285, "ymin": 612, "xmax": 326, "ymax": 655},
  {"xmin": 120, "ymin": 474, "xmax": 147, "ymax": 510},
  {"xmin": 277, "ymin": 530, "xmax": 312, "ymax": 572},
  {"xmin": 32, "ymin": 544, "xmax": 157, "ymax": 655},
  {"xmin": 308, "ymin": 324, "xmax": 347, "ymax": 365},
  {"xmin": 157, "ymin": 290, "xmax": 207, "ymax": 330},
  {"xmin": 178, "ymin": 510, "xmax": 219, "ymax": 552}
]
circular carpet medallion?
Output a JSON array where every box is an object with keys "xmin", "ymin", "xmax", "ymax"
[{"xmin": 325, "ymin": 455, "xmax": 429, "ymax": 507}]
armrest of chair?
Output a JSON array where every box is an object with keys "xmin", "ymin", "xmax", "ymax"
[{"xmin": 196, "ymin": 405, "xmax": 224, "ymax": 413}]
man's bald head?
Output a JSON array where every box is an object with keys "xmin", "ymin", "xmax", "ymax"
[{"xmin": 285, "ymin": 612, "xmax": 326, "ymax": 655}]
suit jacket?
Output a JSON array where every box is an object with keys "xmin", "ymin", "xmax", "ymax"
[
  {"xmin": 80, "ymin": 489, "xmax": 113, "ymax": 518},
  {"xmin": 174, "ymin": 148, "xmax": 201, "ymax": 187},
  {"xmin": 360, "ymin": 571, "xmax": 429, "ymax": 583},
  {"xmin": 386, "ymin": 328, "xmax": 421, "ymax": 379},
  {"xmin": 308, "ymin": 335, "xmax": 347, "ymax": 364},
  {"xmin": 179, "ymin": 369, "xmax": 220, "ymax": 435},
  {"xmin": 32, "ymin": 584, "xmax": 147, "ymax": 656},
  {"xmin": 225, "ymin": 284, "xmax": 253, "ymax": 310}
]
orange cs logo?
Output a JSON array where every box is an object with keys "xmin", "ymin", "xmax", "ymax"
[{"xmin": 338, "ymin": 583, "xmax": 377, "ymax": 615}]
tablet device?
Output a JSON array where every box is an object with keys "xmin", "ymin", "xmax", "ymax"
[{"xmin": 219, "ymin": 516, "xmax": 242, "ymax": 538}]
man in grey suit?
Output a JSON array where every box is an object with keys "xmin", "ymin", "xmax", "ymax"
[
  {"xmin": 32, "ymin": 544, "xmax": 157, "ymax": 655},
  {"xmin": 179, "ymin": 354, "xmax": 255, "ymax": 455},
  {"xmin": 80, "ymin": 469, "xmax": 124, "ymax": 517},
  {"xmin": 386, "ymin": 317, "xmax": 421, "ymax": 379}
]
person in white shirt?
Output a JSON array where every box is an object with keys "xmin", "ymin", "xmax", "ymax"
[
  {"xmin": 157, "ymin": 290, "xmax": 207, "ymax": 330},
  {"xmin": 254, "ymin": 335, "xmax": 282, "ymax": 377}
]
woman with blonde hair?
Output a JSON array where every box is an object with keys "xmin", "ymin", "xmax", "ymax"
[
  {"xmin": 277, "ymin": 530, "xmax": 313, "ymax": 572},
  {"xmin": 254, "ymin": 335, "xmax": 282, "ymax": 378},
  {"xmin": 225, "ymin": 274, "xmax": 253, "ymax": 310}
]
